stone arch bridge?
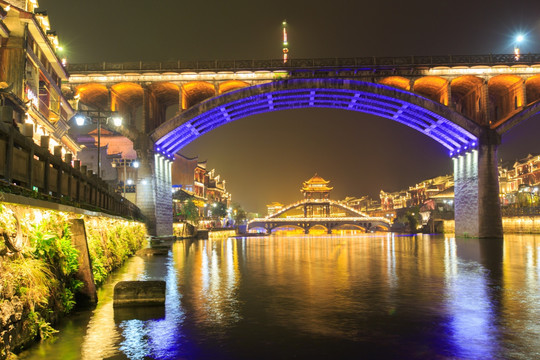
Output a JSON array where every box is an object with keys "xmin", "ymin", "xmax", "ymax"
[
  {"xmin": 65, "ymin": 54, "xmax": 540, "ymax": 238},
  {"xmin": 248, "ymin": 199, "xmax": 391, "ymax": 234}
]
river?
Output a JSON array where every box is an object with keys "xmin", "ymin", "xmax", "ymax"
[{"xmin": 18, "ymin": 233, "xmax": 540, "ymax": 359}]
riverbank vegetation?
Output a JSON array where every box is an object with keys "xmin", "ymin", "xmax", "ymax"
[{"xmin": 0, "ymin": 203, "xmax": 147, "ymax": 359}]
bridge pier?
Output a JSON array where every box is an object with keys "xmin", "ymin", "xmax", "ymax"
[
  {"xmin": 135, "ymin": 152, "xmax": 173, "ymax": 237},
  {"xmin": 454, "ymin": 129, "xmax": 503, "ymax": 239}
]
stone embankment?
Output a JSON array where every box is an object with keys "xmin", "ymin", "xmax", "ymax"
[{"xmin": 0, "ymin": 199, "xmax": 147, "ymax": 359}]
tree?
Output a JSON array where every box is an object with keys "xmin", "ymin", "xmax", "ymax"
[
  {"xmin": 396, "ymin": 206, "xmax": 421, "ymax": 233},
  {"xmin": 231, "ymin": 203, "xmax": 247, "ymax": 223},
  {"xmin": 210, "ymin": 202, "xmax": 228, "ymax": 219},
  {"xmin": 180, "ymin": 199, "xmax": 200, "ymax": 225}
]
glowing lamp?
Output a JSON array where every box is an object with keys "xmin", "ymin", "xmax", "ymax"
[
  {"xmin": 112, "ymin": 116, "xmax": 122, "ymax": 127},
  {"xmin": 132, "ymin": 160, "xmax": 140, "ymax": 168},
  {"xmin": 75, "ymin": 115, "xmax": 85, "ymax": 126},
  {"xmin": 516, "ymin": 34, "xmax": 525, "ymax": 43}
]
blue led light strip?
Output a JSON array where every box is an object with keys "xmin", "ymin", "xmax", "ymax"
[{"xmin": 154, "ymin": 80, "xmax": 479, "ymax": 157}]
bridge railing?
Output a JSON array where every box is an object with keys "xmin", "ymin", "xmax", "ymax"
[
  {"xmin": 501, "ymin": 205, "xmax": 540, "ymax": 217},
  {"xmin": 68, "ymin": 54, "xmax": 540, "ymax": 73},
  {"xmin": 0, "ymin": 121, "xmax": 143, "ymax": 220}
]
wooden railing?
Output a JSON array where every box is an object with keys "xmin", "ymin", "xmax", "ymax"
[{"xmin": 0, "ymin": 120, "xmax": 143, "ymax": 220}]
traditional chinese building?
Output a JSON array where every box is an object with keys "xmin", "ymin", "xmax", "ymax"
[
  {"xmin": 380, "ymin": 174, "xmax": 454, "ymax": 211},
  {"xmin": 499, "ymin": 153, "xmax": 540, "ymax": 206},
  {"xmin": 301, "ymin": 173, "xmax": 333, "ymax": 200},
  {"xmin": 0, "ymin": 0, "xmax": 80, "ymax": 158},
  {"xmin": 266, "ymin": 202, "xmax": 284, "ymax": 216},
  {"xmin": 301, "ymin": 174, "xmax": 333, "ymax": 217},
  {"xmin": 171, "ymin": 155, "xmax": 232, "ymax": 218},
  {"xmin": 250, "ymin": 175, "xmax": 391, "ymax": 233}
]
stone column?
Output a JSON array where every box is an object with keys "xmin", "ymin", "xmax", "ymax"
[
  {"xmin": 480, "ymin": 81, "xmax": 490, "ymax": 126},
  {"xmin": 477, "ymin": 129, "xmax": 503, "ymax": 239},
  {"xmin": 154, "ymin": 155, "xmax": 173, "ymax": 237},
  {"xmin": 520, "ymin": 78, "xmax": 527, "ymax": 108},
  {"xmin": 135, "ymin": 153, "xmax": 157, "ymax": 235},
  {"xmin": 70, "ymin": 219, "xmax": 97, "ymax": 305},
  {"xmin": 453, "ymin": 129, "xmax": 503, "ymax": 239}
]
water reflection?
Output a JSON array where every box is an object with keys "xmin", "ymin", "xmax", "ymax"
[
  {"xmin": 18, "ymin": 234, "xmax": 540, "ymax": 360},
  {"xmin": 444, "ymin": 237, "xmax": 498, "ymax": 359}
]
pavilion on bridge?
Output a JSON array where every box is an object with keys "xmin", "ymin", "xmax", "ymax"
[{"xmin": 253, "ymin": 174, "xmax": 391, "ymax": 234}]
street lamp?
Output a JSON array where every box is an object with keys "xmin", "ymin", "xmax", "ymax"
[
  {"xmin": 122, "ymin": 159, "xmax": 140, "ymax": 198},
  {"xmin": 74, "ymin": 110, "xmax": 122, "ymax": 178},
  {"xmin": 514, "ymin": 33, "xmax": 525, "ymax": 60}
]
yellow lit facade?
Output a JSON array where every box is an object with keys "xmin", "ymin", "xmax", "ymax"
[{"xmin": 0, "ymin": 0, "xmax": 80, "ymax": 158}]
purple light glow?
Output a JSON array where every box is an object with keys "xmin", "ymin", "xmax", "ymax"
[{"xmin": 154, "ymin": 80, "xmax": 478, "ymax": 157}]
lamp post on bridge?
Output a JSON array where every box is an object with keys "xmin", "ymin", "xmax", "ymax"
[
  {"xmin": 74, "ymin": 110, "xmax": 122, "ymax": 179},
  {"xmin": 514, "ymin": 34, "xmax": 525, "ymax": 61},
  {"xmin": 122, "ymin": 158, "xmax": 139, "ymax": 198}
]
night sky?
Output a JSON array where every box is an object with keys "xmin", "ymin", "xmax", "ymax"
[{"xmin": 43, "ymin": 0, "xmax": 540, "ymax": 213}]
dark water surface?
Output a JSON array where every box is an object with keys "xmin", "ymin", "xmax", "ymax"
[{"xmin": 18, "ymin": 234, "xmax": 540, "ymax": 359}]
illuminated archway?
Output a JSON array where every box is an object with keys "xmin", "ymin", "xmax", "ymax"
[
  {"xmin": 152, "ymin": 79, "xmax": 480, "ymax": 158},
  {"xmin": 379, "ymin": 76, "xmax": 411, "ymax": 91},
  {"xmin": 413, "ymin": 76, "xmax": 449, "ymax": 105},
  {"xmin": 76, "ymin": 83, "xmax": 109, "ymax": 109},
  {"xmin": 307, "ymin": 224, "xmax": 329, "ymax": 234},
  {"xmin": 525, "ymin": 75, "xmax": 540, "ymax": 105},
  {"xmin": 182, "ymin": 81, "xmax": 216, "ymax": 109},
  {"xmin": 451, "ymin": 76, "xmax": 484, "ymax": 124}
]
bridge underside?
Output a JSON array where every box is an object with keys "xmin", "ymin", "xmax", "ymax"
[{"xmin": 152, "ymin": 79, "xmax": 480, "ymax": 157}]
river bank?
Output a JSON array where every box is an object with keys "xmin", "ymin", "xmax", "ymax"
[{"xmin": 0, "ymin": 201, "xmax": 147, "ymax": 359}]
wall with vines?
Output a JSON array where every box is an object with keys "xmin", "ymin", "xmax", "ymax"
[{"xmin": 0, "ymin": 203, "xmax": 147, "ymax": 359}]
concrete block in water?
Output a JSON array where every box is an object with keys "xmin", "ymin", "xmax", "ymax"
[{"xmin": 113, "ymin": 281, "xmax": 166, "ymax": 307}]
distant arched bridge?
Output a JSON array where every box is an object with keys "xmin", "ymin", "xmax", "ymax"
[{"xmin": 248, "ymin": 199, "xmax": 391, "ymax": 234}]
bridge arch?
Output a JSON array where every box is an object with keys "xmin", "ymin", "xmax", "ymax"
[
  {"xmin": 182, "ymin": 81, "xmax": 216, "ymax": 109},
  {"xmin": 450, "ymin": 76, "xmax": 484, "ymax": 124},
  {"xmin": 488, "ymin": 75, "xmax": 524, "ymax": 123},
  {"xmin": 379, "ymin": 76, "xmax": 411, "ymax": 91},
  {"xmin": 412, "ymin": 76, "xmax": 449, "ymax": 105},
  {"xmin": 218, "ymin": 80, "xmax": 250, "ymax": 94},
  {"xmin": 525, "ymin": 75, "xmax": 540, "ymax": 105},
  {"xmin": 331, "ymin": 224, "xmax": 366, "ymax": 233},
  {"xmin": 152, "ymin": 79, "xmax": 481, "ymax": 157},
  {"xmin": 76, "ymin": 83, "xmax": 109, "ymax": 110},
  {"xmin": 307, "ymin": 224, "xmax": 329, "ymax": 234}
]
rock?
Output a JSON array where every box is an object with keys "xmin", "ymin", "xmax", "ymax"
[
  {"xmin": 0, "ymin": 301, "xmax": 14, "ymax": 328},
  {"xmin": 113, "ymin": 281, "xmax": 166, "ymax": 307}
]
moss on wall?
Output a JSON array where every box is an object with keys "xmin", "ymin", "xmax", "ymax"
[{"xmin": 0, "ymin": 203, "xmax": 147, "ymax": 359}]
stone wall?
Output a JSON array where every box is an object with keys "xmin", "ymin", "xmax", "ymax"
[
  {"xmin": 0, "ymin": 200, "xmax": 147, "ymax": 359},
  {"xmin": 441, "ymin": 217, "xmax": 540, "ymax": 235}
]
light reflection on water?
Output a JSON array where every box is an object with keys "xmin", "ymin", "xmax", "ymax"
[{"xmin": 18, "ymin": 234, "xmax": 540, "ymax": 359}]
